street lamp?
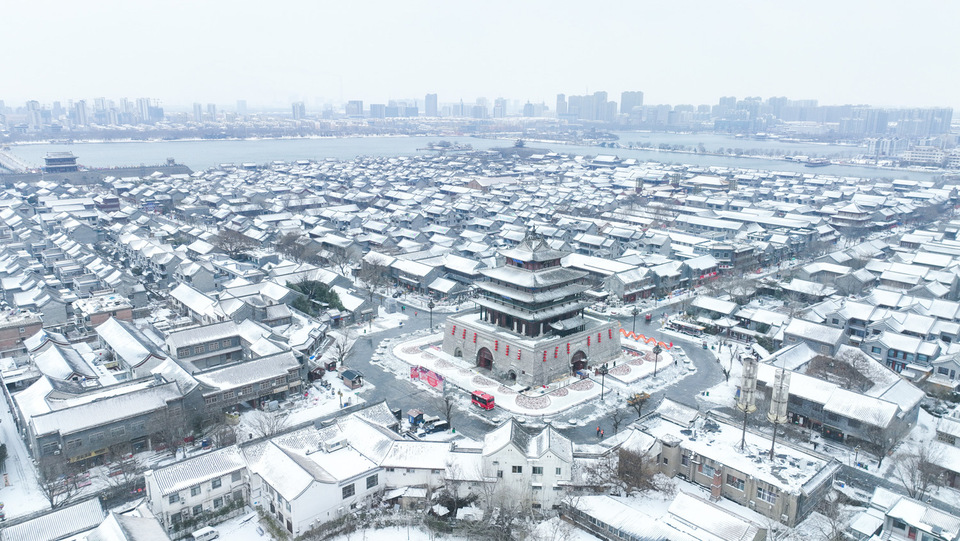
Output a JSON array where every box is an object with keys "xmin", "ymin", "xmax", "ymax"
[
  {"xmin": 652, "ymin": 344, "xmax": 662, "ymax": 378},
  {"xmin": 428, "ymin": 300, "xmax": 435, "ymax": 329},
  {"xmin": 598, "ymin": 363, "xmax": 609, "ymax": 402},
  {"xmin": 631, "ymin": 306, "xmax": 639, "ymax": 334}
]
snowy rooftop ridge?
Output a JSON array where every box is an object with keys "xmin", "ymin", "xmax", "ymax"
[{"xmin": 148, "ymin": 446, "xmax": 246, "ymax": 497}]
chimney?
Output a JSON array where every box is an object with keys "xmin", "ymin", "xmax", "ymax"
[{"xmin": 710, "ymin": 469, "xmax": 722, "ymax": 501}]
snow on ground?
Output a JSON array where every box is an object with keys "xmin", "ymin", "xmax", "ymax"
[
  {"xmin": 529, "ymin": 516, "xmax": 602, "ymax": 540},
  {"xmin": 365, "ymin": 306, "xmax": 409, "ymax": 333},
  {"xmin": 234, "ymin": 369, "xmax": 372, "ymax": 440},
  {"xmin": 0, "ymin": 392, "xmax": 49, "ymax": 519},
  {"xmin": 700, "ymin": 341, "xmax": 744, "ymax": 410},
  {"xmin": 325, "ymin": 524, "xmax": 469, "ymax": 541},
  {"xmin": 211, "ymin": 509, "xmax": 272, "ymax": 541}
]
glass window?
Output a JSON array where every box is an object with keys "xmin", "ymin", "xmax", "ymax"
[
  {"xmin": 232, "ymin": 471, "xmax": 242, "ymax": 482},
  {"xmin": 342, "ymin": 484, "xmax": 355, "ymax": 499},
  {"xmin": 169, "ymin": 493, "xmax": 179, "ymax": 504},
  {"xmin": 212, "ymin": 478, "xmax": 222, "ymax": 490},
  {"xmin": 532, "ymin": 467, "xmax": 543, "ymax": 475},
  {"xmin": 871, "ymin": 347, "xmax": 882, "ymax": 354},
  {"xmin": 192, "ymin": 505, "xmax": 202, "ymax": 516},
  {"xmin": 757, "ymin": 486, "xmax": 777, "ymax": 504},
  {"xmin": 555, "ymin": 467, "xmax": 562, "ymax": 475},
  {"xmin": 111, "ymin": 426, "xmax": 125, "ymax": 437},
  {"xmin": 726, "ymin": 474, "xmax": 744, "ymax": 491},
  {"xmin": 512, "ymin": 466, "xmax": 522, "ymax": 474},
  {"xmin": 191, "ymin": 485, "xmax": 201, "ymax": 497},
  {"xmin": 66, "ymin": 439, "xmax": 82, "ymax": 450},
  {"xmin": 214, "ymin": 497, "xmax": 223, "ymax": 508},
  {"xmin": 366, "ymin": 474, "xmax": 378, "ymax": 489}
]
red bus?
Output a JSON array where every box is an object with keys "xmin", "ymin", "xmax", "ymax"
[{"xmin": 471, "ymin": 390, "xmax": 495, "ymax": 410}]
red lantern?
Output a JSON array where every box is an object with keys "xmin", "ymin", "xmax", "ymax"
[
  {"xmin": 473, "ymin": 333, "xmax": 477, "ymax": 343},
  {"xmin": 451, "ymin": 325, "xmax": 456, "ymax": 335},
  {"xmin": 587, "ymin": 337, "xmax": 591, "ymax": 346},
  {"xmin": 462, "ymin": 329, "xmax": 466, "ymax": 339},
  {"xmin": 608, "ymin": 329, "xmax": 613, "ymax": 339},
  {"xmin": 598, "ymin": 332, "xmax": 602, "ymax": 344},
  {"xmin": 566, "ymin": 343, "xmax": 570, "ymax": 354},
  {"xmin": 517, "ymin": 349, "xmax": 521, "ymax": 360},
  {"xmin": 543, "ymin": 351, "xmax": 547, "ymax": 362},
  {"xmin": 505, "ymin": 345, "xmax": 510, "ymax": 356},
  {"xmin": 554, "ymin": 346, "xmax": 559, "ymax": 358},
  {"xmin": 495, "ymin": 340, "xmax": 498, "ymax": 351}
]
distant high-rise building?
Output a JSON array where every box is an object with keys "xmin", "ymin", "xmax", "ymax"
[
  {"xmin": 52, "ymin": 101, "xmax": 63, "ymax": 119},
  {"xmin": 425, "ymin": 93, "xmax": 438, "ymax": 117},
  {"xmin": 493, "ymin": 97, "xmax": 507, "ymax": 118},
  {"xmin": 471, "ymin": 105, "xmax": 487, "ymax": 119},
  {"xmin": 206, "ymin": 103, "xmax": 217, "ymax": 121},
  {"xmin": 26, "ymin": 100, "xmax": 41, "ymax": 129},
  {"xmin": 593, "ymin": 91, "xmax": 608, "ymax": 121},
  {"xmin": 73, "ymin": 100, "xmax": 88, "ymax": 126},
  {"xmin": 369, "ymin": 104, "xmax": 386, "ymax": 119},
  {"xmin": 556, "ymin": 94, "xmax": 567, "ymax": 117},
  {"xmin": 193, "ymin": 103, "xmax": 203, "ymax": 122},
  {"xmin": 136, "ymin": 98, "xmax": 152, "ymax": 122},
  {"xmin": 346, "ymin": 100, "xmax": 363, "ymax": 117},
  {"xmin": 292, "ymin": 101, "xmax": 306, "ymax": 120},
  {"xmin": 236, "ymin": 100, "xmax": 247, "ymax": 116},
  {"xmin": 620, "ymin": 91, "xmax": 643, "ymax": 115}
]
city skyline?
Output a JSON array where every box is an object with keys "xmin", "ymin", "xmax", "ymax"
[{"xmin": 3, "ymin": 0, "xmax": 959, "ymax": 109}]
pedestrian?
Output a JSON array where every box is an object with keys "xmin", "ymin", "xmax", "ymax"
[
  {"xmin": 596, "ymin": 426, "xmax": 601, "ymax": 437},
  {"xmin": 600, "ymin": 429, "xmax": 604, "ymax": 439}
]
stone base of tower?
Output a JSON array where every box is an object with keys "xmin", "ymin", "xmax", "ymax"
[{"xmin": 442, "ymin": 311, "xmax": 622, "ymax": 387}]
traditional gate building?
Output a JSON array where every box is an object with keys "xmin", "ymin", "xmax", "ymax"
[{"xmin": 443, "ymin": 231, "xmax": 620, "ymax": 386}]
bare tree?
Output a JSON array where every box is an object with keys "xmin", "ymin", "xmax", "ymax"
[
  {"xmin": 627, "ymin": 392, "xmax": 651, "ymax": 419},
  {"xmin": 37, "ymin": 461, "xmax": 77, "ymax": 509},
  {"xmin": 327, "ymin": 250, "xmax": 355, "ymax": 278},
  {"xmin": 247, "ymin": 410, "xmax": 290, "ymax": 439},
  {"xmin": 330, "ymin": 334, "xmax": 351, "ymax": 369},
  {"xmin": 814, "ymin": 491, "xmax": 849, "ymax": 541},
  {"xmin": 610, "ymin": 407, "xmax": 627, "ymax": 435},
  {"xmin": 214, "ymin": 229, "xmax": 257, "ymax": 260},
  {"xmin": 274, "ymin": 232, "xmax": 307, "ymax": 262},
  {"xmin": 436, "ymin": 390, "xmax": 456, "ymax": 428},
  {"xmin": 806, "ymin": 351, "xmax": 873, "ymax": 393},
  {"xmin": 584, "ymin": 447, "xmax": 668, "ymax": 496},
  {"xmin": 892, "ymin": 444, "xmax": 944, "ymax": 500},
  {"xmin": 105, "ymin": 446, "xmax": 143, "ymax": 496},
  {"xmin": 359, "ymin": 254, "xmax": 393, "ymax": 304},
  {"xmin": 862, "ymin": 409, "xmax": 908, "ymax": 468}
]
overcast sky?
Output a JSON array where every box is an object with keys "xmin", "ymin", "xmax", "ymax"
[{"xmin": 3, "ymin": 0, "xmax": 958, "ymax": 111}]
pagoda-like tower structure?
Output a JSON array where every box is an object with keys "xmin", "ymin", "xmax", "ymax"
[{"xmin": 443, "ymin": 231, "xmax": 621, "ymax": 387}]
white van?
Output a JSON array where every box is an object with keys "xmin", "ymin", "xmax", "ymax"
[{"xmin": 192, "ymin": 527, "xmax": 219, "ymax": 541}]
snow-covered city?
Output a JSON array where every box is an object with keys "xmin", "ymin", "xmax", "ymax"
[{"xmin": 3, "ymin": 3, "xmax": 960, "ymax": 540}]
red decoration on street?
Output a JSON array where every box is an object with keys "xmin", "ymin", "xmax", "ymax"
[
  {"xmin": 505, "ymin": 345, "xmax": 510, "ymax": 356},
  {"xmin": 543, "ymin": 351, "xmax": 547, "ymax": 362},
  {"xmin": 451, "ymin": 325, "xmax": 456, "ymax": 335},
  {"xmin": 608, "ymin": 329, "xmax": 613, "ymax": 339},
  {"xmin": 587, "ymin": 337, "xmax": 591, "ymax": 346},
  {"xmin": 554, "ymin": 346, "xmax": 559, "ymax": 358},
  {"xmin": 462, "ymin": 329, "xmax": 466, "ymax": 339},
  {"xmin": 494, "ymin": 340, "xmax": 498, "ymax": 351}
]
